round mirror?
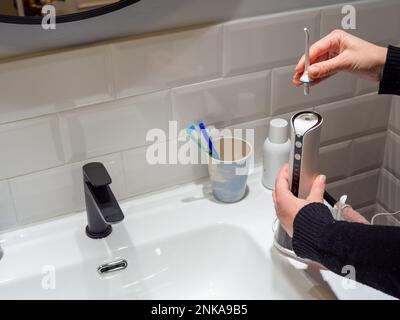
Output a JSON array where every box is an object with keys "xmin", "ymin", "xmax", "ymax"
[{"xmin": 0, "ymin": 0, "xmax": 141, "ymax": 24}]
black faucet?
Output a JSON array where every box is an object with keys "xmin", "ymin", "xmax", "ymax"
[{"xmin": 83, "ymin": 162, "xmax": 124, "ymax": 239}]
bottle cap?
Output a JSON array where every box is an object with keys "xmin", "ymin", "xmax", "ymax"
[{"xmin": 269, "ymin": 118, "xmax": 288, "ymax": 144}]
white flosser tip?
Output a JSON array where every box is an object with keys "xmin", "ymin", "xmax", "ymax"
[
  {"xmin": 301, "ymin": 27, "xmax": 312, "ymax": 95},
  {"xmin": 303, "ymin": 84, "xmax": 310, "ymax": 96}
]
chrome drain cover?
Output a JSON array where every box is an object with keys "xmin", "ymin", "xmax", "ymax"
[{"xmin": 97, "ymin": 259, "xmax": 128, "ymax": 274}]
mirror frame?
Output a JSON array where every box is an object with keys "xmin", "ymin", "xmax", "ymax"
[{"xmin": 0, "ymin": 0, "xmax": 141, "ymax": 24}]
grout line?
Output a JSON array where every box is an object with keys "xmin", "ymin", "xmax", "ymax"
[
  {"xmin": 0, "ymin": 95, "xmax": 114, "ymax": 127},
  {"xmin": 382, "ymin": 166, "xmax": 400, "ymax": 182},
  {"xmin": 320, "ymin": 128, "xmax": 388, "ymax": 147},
  {"xmin": 106, "ymin": 43, "xmax": 118, "ymax": 99},
  {"xmin": 346, "ymin": 139, "xmax": 355, "ymax": 178},
  {"xmin": 0, "ymin": 122, "xmax": 388, "ymax": 183},
  {"xmin": 221, "ymin": 23, "xmax": 227, "ymax": 78},
  {"xmin": 115, "ymin": 151, "xmax": 128, "ymax": 199},
  {"xmin": 217, "ymin": 24, "xmax": 225, "ymax": 80},
  {"xmin": 388, "ymin": 128, "xmax": 400, "ymax": 138},
  {"xmin": 318, "ymin": 6, "xmax": 324, "ymax": 38},
  {"xmin": 0, "ymin": 22, "xmax": 224, "ymax": 65},
  {"xmin": 376, "ymin": 200, "xmax": 391, "ymax": 214},
  {"xmin": 269, "ymin": 69, "xmax": 275, "ymax": 117},
  {"xmin": 6, "ymin": 180, "xmax": 19, "ymax": 225},
  {"xmin": 0, "ymin": 63, "xmax": 381, "ymax": 130}
]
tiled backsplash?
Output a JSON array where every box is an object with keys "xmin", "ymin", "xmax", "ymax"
[
  {"xmin": 377, "ymin": 97, "xmax": 400, "ymax": 216},
  {"xmin": 1, "ymin": 0, "xmax": 399, "ymax": 231}
]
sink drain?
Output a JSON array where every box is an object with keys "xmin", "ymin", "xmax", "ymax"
[{"xmin": 97, "ymin": 259, "xmax": 128, "ymax": 274}]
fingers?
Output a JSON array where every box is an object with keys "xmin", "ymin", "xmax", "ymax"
[
  {"xmin": 307, "ymin": 174, "xmax": 326, "ymax": 203},
  {"xmin": 292, "ymin": 71, "xmax": 303, "ymax": 86},
  {"xmin": 294, "ymin": 56, "xmax": 344, "ymax": 85},
  {"xmin": 295, "ymin": 54, "xmax": 306, "ymax": 75},
  {"xmin": 293, "ymin": 52, "xmax": 336, "ymax": 86},
  {"xmin": 341, "ymin": 207, "xmax": 370, "ymax": 224},
  {"xmin": 295, "ymin": 30, "xmax": 342, "ymax": 73},
  {"xmin": 309, "ymin": 74, "xmax": 336, "ymax": 86},
  {"xmin": 308, "ymin": 55, "xmax": 347, "ymax": 79},
  {"xmin": 292, "ymin": 73, "xmax": 335, "ymax": 87},
  {"xmin": 274, "ymin": 164, "xmax": 291, "ymax": 197},
  {"xmin": 294, "ymin": 30, "xmax": 345, "ymax": 86}
]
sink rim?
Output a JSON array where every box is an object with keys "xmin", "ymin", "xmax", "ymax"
[{"xmin": 0, "ymin": 166, "xmax": 395, "ymax": 300}]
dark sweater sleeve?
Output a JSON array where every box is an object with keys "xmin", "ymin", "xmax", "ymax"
[
  {"xmin": 292, "ymin": 202, "xmax": 400, "ymax": 299},
  {"xmin": 379, "ymin": 45, "xmax": 400, "ymax": 96}
]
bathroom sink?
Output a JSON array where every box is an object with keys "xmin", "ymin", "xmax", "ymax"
[
  {"xmin": 115, "ymin": 226, "xmax": 270, "ymax": 300},
  {"xmin": 0, "ymin": 167, "xmax": 395, "ymax": 300},
  {"xmin": 0, "ymin": 226, "xmax": 269, "ymax": 299}
]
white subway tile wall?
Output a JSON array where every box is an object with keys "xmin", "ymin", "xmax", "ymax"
[
  {"xmin": 226, "ymin": 117, "xmax": 270, "ymax": 165},
  {"xmin": 223, "ymin": 9, "xmax": 321, "ymax": 76},
  {"xmin": 315, "ymin": 94, "xmax": 391, "ymax": 145},
  {"xmin": 320, "ymin": 0, "xmax": 400, "ymax": 46},
  {"xmin": 10, "ymin": 153, "xmax": 126, "ymax": 225},
  {"xmin": 388, "ymin": 96, "xmax": 400, "ymax": 135},
  {"xmin": 327, "ymin": 169, "xmax": 380, "ymax": 209},
  {"xmin": 385, "ymin": 130, "xmax": 400, "ymax": 178},
  {"xmin": 112, "ymin": 26, "xmax": 223, "ymax": 98},
  {"xmin": 0, "ymin": 115, "xmax": 64, "ymax": 179},
  {"xmin": 377, "ymin": 96, "xmax": 400, "ymax": 219},
  {"xmin": 172, "ymin": 71, "xmax": 271, "ymax": 130},
  {"xmin": 0, "ymin": 46, "xmax": 114, "ymax": 124},
  {"xmin": 123, "ymin": 142, "xmax": 208, "ymax": 197},
  {"xmin": 375, "ymin": 203, "xmax": 388, "ymax": 215},
  {"xmin": 350, "ymin": 132, "xmax": 386, "ymax": 176},
  {"xmin": 59, "ymin": 90, "xmax": 172, "ymax": 162},
  {"xmin": 377, "ymin": 169, "xmax": 400, "ymax": 213},
  {"xmin": 271, "ymin": 66, "xmax": 356, "ymax": 115},
  {"xmin": 0, "ymin": 0, "xmax": 399, "ymax": 229},
  {"xmin": 319, "ymin": 140, "xmax": 352, "ymax": 182},
  {"xmin": 0, "ymin": 181, "xmax": 16, "ymax": 231},
  {"xmin": 355, "ymin": 78, "xmax": 379, "ymax": 96}
]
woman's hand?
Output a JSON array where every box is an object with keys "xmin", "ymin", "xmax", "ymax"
[
  {"xmin": 341, "ymin": 206, "xmax": 370, "ymax": 224},
  {"xmin": 272, "ymin": 164, "xmax": 326, "ymax": 237},
  {"xmin": 293, "ymin": 29, "xmax": 388, "ymax": 86}
]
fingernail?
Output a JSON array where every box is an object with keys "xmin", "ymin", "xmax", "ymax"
[{"xmin": 319, "ymin": 175, "xmax": 326, "ymax": 183}]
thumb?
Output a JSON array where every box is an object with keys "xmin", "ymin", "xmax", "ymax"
[
  {"xmin": 307, "ymin": 175, "xmax": 326, "ymax": 203},
  {"xmin": 308, "ymin": 55, "xmax": 346, "ymax": 79}
]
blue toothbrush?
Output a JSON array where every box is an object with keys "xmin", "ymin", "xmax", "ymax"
[{"xmin": 199, "ymin": 122, "xmax": 219, "ymax": 160}]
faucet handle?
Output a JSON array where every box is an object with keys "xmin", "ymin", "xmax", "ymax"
[{"xmin": 83, "ymin": 162, "xmax": 112, "ymax": 187}]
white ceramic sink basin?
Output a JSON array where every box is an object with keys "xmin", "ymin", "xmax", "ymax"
[
  {"xmin": 0, "ymin": 167, "xmax": 395, "ymax": 300},
  {"xmin": 0, "ymin": 225, "xmax": 269, "ymax": 299},
  {"xmin": 116, "ymin": 226, "xmax": 270, "ymax": 300}
]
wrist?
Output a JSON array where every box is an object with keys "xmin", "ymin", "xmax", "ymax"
[
  {"xmin": 376, "ymin": 46, "xmax": 389, "ymax": 81},
  {"xmin": 292, "ymin": 202, "xmax": 335, "ymax": 262},
  {"xmin": 379, "ymin": 45, "xmax": 400, "ymax": 95}
]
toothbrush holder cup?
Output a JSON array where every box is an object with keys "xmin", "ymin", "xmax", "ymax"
[{"xmin": 208, "ymin": 137, "xmax": 253, "ymax": 203}]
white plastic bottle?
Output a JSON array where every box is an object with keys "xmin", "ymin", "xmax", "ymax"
[{"xmin": 262, "ymin": 118, "xmax": 290, "ymax": 190}]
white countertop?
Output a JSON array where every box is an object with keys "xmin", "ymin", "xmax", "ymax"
[{"xmin": 0, "ymin": 166, "xmax": 395, "ymax": 300}]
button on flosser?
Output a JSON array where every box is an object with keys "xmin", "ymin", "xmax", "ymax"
[{"xmin": 300, "ymin": 28, "xmax": 312, "ymax": 95}]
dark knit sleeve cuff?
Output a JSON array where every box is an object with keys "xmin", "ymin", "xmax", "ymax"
[
  {"xmin": 379, "ymin": 45, "xmax": 400, "ymax": 96},
  {"xmin": 292, "ymin": 202, "xmax": 335, "ymax": 263}
]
